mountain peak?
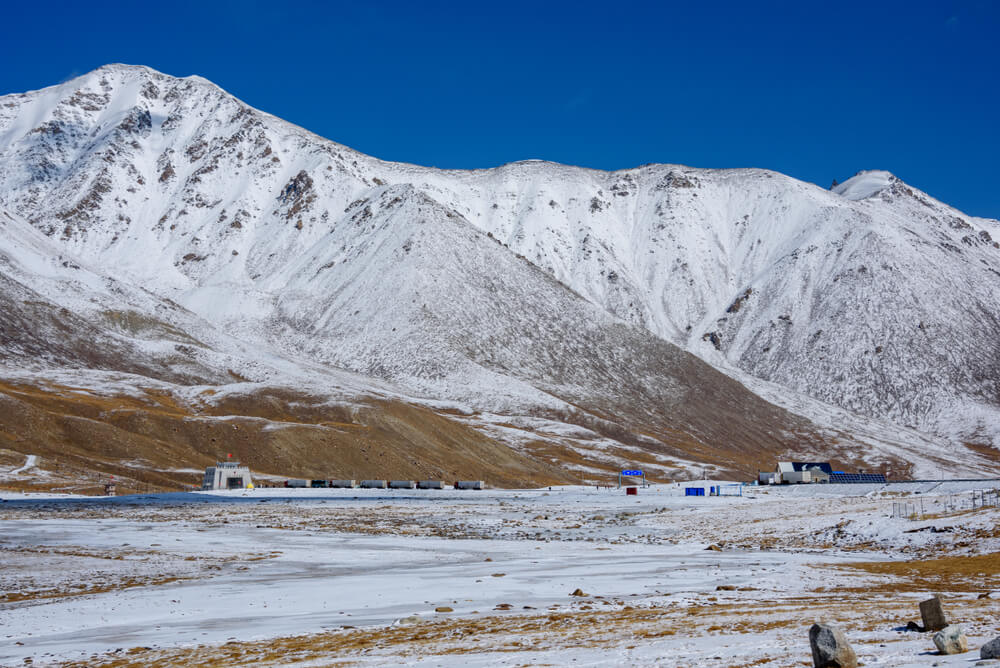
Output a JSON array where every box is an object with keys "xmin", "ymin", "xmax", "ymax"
[
  {"xmin": 832, "ymin": 170, "xmax": 896, "ymax": 200},
  {"xmin": 89, "ymin": 63, "xmax": 205, "ymax": 84}
]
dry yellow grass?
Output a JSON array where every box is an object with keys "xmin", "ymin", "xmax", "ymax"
[
  {"xmin": 63, "ymin": 587, "xmax": 1000, "ymax": 668},
  {"xmin": 835, "ymin": 551, "xmax": 1000, "ymax": 593},
  {"xmin": 0, "ymin": 380, "xmax": 577, "ymax": 492}
]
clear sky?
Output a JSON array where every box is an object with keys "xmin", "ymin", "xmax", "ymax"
[{"xmin": 2, "ymin": 0, "xmax": 998, "ymax": 218}]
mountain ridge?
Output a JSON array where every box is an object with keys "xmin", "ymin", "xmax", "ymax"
[{"xmin": 0, "ymin": 64, "xmax": 997, "ymax": 490}]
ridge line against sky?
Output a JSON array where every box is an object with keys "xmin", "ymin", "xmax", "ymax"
[{"xmin": 1, "ymin": 0, "xmax": 998, "ymax": 218}]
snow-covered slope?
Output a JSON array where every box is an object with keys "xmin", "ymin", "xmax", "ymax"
[
  {"xmin": 0, "ymin": 64, "xmax": 997, "ymax": 479},
  {"xmin": 393, "ymin": 164, "xmax": 1000, "ymax": 448}
]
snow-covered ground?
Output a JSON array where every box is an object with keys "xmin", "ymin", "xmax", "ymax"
[{"xmin": 2, "ymin": 484, "xmax": 1000, "ymax": 667}]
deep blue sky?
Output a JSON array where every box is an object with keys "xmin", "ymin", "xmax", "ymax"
[{"xmin": 2, "ymin": 1, "xmax": 998, "ymax": 217}]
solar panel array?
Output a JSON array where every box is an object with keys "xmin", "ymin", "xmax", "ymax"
[{"xmin": 829, "ymin": 473, "xmax": 887, "ymax": 484}]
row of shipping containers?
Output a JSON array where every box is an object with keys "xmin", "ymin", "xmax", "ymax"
[{"xmin": 283, "ymin": 479, "xmax": 485, "ymax": 490}]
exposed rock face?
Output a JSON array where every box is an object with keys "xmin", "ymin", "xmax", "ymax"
[
  {"xmin": 933, "ymin": 625, "xmax": 967, "ymax": 655},
  {"xmin": 809, "ymin": 623, "xmax": 858, "ymax": 668}
]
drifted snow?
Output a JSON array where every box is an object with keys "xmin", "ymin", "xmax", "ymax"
[
  {"xmin": 8, "ymin": 454, "xmax": 37, "ymax": 475},
  {"xmin": 833, "ymin": 170, "xmax": 895, "ymax": 200}
]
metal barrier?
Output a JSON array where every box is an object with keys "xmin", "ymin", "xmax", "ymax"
[{"xmin": 892, "ymin": 501, "xmax": 922, "ymax": 519}]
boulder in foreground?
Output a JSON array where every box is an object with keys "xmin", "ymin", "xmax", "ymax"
[
  {"xmin": 809, "ymin": 623, "xmax": 857, "ymax": 668},
  {"xmin": 933, "ymin": 625, "xmax": 967, "ymax": 654},
  {"xmin": 919, "ymin": 595, "xmax": 948, "ymax": 632},
  {"xmin": 981, "ymin": 635, "xmax": 1000, "ymax": 659}
]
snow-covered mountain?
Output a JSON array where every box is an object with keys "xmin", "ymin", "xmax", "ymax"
[{"xmin": 0, "ymin": 64, "xmax": 997, "ymax": 486}]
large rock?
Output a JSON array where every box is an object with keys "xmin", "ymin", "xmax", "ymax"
[
  {"xmin": 933, "ymin": 625, "xmax": 967, "ymax": 654},
  {"xmin": 920, "ymin": 595, "xmax": 948, "ymax": 631},
  {"xmin": 982, "ymin": 635, "xmax": 1000, "ymax": 659},
  {"xmin": 809, "ymin": 623, "xmax": 858, "ymax": 668}
]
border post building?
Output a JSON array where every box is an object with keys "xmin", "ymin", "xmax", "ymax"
[{"xmin": 202, "ymin": 461, "xmax": 254, "ymax": 490}]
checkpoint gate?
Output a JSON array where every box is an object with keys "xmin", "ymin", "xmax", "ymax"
[{"xmin": 618, "ymin": 469, "xmax": 647, "ymax": 488}]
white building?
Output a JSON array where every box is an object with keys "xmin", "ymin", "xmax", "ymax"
[
  {"xmin": 201, "ymin": 461, "xmax": 253, "ymax": 490},
  {"xmin": 762, "ymin": 462, "xmax": 832, "ymax": 485}
]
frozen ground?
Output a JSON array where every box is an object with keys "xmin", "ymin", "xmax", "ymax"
[{"xmin": 2, "ymin": 483, "xmax": 1000, "ymax": 667}]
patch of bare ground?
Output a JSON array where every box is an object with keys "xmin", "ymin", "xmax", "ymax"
[
  {"xmin": 0, "ymin": 380, "xmax": 577, "ymax": 492},
  {"xmin": 0, "ymin": 542, "xmax": 276, "ymax": 606},
  {"xmin": 55, "ymin": 607, "xmax": 762, "ymax": 667},
  {"xmin": 833, "ymin": 551, "xmax": 1000, "ymax": 593},
  {"xmin": 66, "ymin": 589, "xmax": 1000, "ymax": 667},
  {"xmin": 0, "ymin": 574, "xmax": 186, "ymax": 603}
]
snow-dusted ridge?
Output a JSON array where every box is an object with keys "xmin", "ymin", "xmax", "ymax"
[{"xmin": 0, "ymin": 63, "xmax": 997, "ymax": 480}]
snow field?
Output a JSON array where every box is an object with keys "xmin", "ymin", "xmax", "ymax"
[{"xmin": 2, "ymin": 485, "xmax": 999, "ymax": 666}]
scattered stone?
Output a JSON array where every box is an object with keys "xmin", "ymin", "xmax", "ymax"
[
  {"xmin": 933, "ymin": 625, "xmax": 968, "ymax": 655},
  {"xmin": 491, "ymin": 573, "xmax": 506, "ymax": 577},
  {"xmin": 570, "ymin": 588, "xmax": 589, "ymax": 597},
  {"xmin": 982, "ymin": 635, "xmax": 1000, "ymax": 659},
  {"xmin": 706, "ymin": 544, "xmax": 722, "ymax": 552},
  {"xmin": 920, "ymin": 595, "xmax": 949, "ymax": 632},
  {"xmin": 435, "ymin": 606, "xmax": 453, "ymax": 613},
  {"xmin": 905, "ymin": 621, "xmax": 925, "ymax": 632},
  {"xmin": 397, "ymin": 615, "xmax": 421, "ymax": 625},
  {"xmin": 495, "ymin": 603, "xmax": 513, "ymax": 610},
  {"xmin": 809, "ymin": 623, "xmax": 858, "ymax": 668},
  {"xmin": 484, "ymin": 557, "xmax": 493, "ymax": 562},
  {"xmin": 716, "ymin": 585, "xmax": 736, "ymax": 591},
  {"xmin": 979, "ymin": 592, "xmax": 995, "ymax": 599}
]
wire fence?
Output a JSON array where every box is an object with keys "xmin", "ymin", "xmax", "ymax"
[
  {"xmin": 892, "ymin": 500, "xmax": 923, "ymax": 519},
  {"xmin": 972, "ymin": 488, "xmax": 1000, "ymax": 509},
  {"xmin": 893, "ymin": 488, "xmax": 1000, "ymax": 519}
]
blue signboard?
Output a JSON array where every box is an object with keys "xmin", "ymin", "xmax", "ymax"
[{"xmin": 621, "ymin": 470, "xmax": 643, "ymax": 477}]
